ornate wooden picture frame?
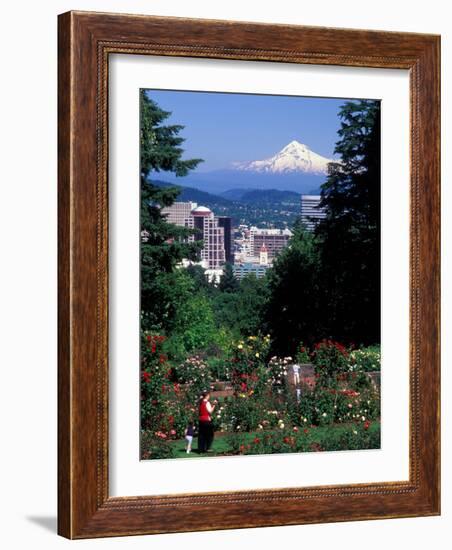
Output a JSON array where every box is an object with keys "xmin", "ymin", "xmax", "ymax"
[{"xmin": 58, "ymin": 11, "xmax": 440, "ymax": 539}]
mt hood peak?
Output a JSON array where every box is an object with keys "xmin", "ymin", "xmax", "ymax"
[{"xmin": 232, "ymin": 140, "xmax": 333, "ymax": 175}]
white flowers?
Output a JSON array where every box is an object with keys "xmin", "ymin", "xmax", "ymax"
[
  {"xmin": 322, "ymin": 412, "xmax": 327, "ymax": 417},
  {"xmin": 349, "ymin": 347, "xmax": 381, "ymax": 372}
]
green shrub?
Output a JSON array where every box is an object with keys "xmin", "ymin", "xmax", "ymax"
[
  {"xmin": 286, "ymin": 391, "xmax": 315, "ymax": 426},
  {"xmin": 240, "ymin": 423, "xmax": 380, "ymax": 456},
  {"xmin": 312, "ymin": 339, "xmax": 350, "ymax": 385},
  {"xmin": 140, "ymin": 431, "xmax": 176, "ymax": 460},
  {"xmin": 226, "ymin": 432, "xmax": 249, "ymax": 454},
  {"xmin": 323, "ymin": 422, "xmax": 380, "ymax": 451},
  {"xmin": 349, "ymin": 346, "xmax": 381, "ymax": 372},
  {"xmin": 296, "ymin": 342, "xmax": 311, "ymax": 364},
  {"xmin": 227, "ymin": 396, "xmax": 264, "ymax": 432},
  {"xmin": 206, "ymin": 357, "xmax": 231, "ymax": 381}
]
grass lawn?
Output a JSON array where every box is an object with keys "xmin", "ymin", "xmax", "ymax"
[{"xmin": 168, "ymin": 421, "xmax": 380, "ymax": 459}]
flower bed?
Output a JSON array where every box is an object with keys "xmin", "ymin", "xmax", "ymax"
[{"xmin": 140, "ymin": 334, "xmax": 381, "ymax": 459}]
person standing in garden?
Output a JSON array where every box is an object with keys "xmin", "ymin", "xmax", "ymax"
[
  {"xmin": 197, "ymin": 391, "xmax": 217, "ymax": 453},
  {"xmin": 184, "ymin": 420, "xmax": 195, "ymax": 454},
  {"xmin": 292, "ymin": 364, "xmax": 301, "ymax": 386}
]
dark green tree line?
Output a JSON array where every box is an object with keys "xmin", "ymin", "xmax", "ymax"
[
  {"xmin": 316, "ymin": 99, "xmax": 381, "ymax": 344},
  {"xmin": 263, "ymin": 100, "xmax": 381, "ymax": 352},
  {"xmin": 140, "ymin": 90, "xmax": 203, "ymax": 330},
  {"xmin": 264, "ymin": 225, "xmax": 323, "ymax": 355}
]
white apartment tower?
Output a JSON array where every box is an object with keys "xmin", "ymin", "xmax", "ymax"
[{"xmin": 300, "ymin": 195, "xmax": 326, "ymax": 231}]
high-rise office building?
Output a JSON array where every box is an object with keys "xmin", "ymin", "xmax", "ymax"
[
  {"xmin": 217, "ymin": 216, "xmax": 233, "ymax": 264},
  {"xmin": 191, "ymin": 206, "xmax": 226, "ymax": 269},
  {"xmin": 300, "ymin": 195, "xmax": 326, "ymax": 231},
  {"xmin": 161, "ymin": 201, "xmax": 197, "ymax": 228},
  {"xmin": 161, "ymin": 202, "xmax": 228, "ymax": 269},
  {"xmin": 250, "ymin": 227, "xmax": 292, "ymax": 258}
]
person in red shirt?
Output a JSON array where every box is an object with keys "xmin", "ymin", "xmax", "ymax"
[{"xmin": 197, "ymin": 390, "xmax": 217, "ymax": 453}]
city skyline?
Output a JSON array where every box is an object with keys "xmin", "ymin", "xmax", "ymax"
[{"xmin": 160, "ymin": 198, "xmax": 320, "ymax": 282}]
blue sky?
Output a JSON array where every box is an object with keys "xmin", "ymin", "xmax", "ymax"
[{"xmin": 145, "ymin": 89, "xmax": 350, "ymax": 172}]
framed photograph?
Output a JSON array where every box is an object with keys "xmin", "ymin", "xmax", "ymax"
[{"xmin": 58, "ymin": 11, "xmax": 440, "ymax": 538}]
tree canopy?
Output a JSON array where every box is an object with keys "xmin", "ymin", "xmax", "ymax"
[
  {"xmin": 316, "ymin": 99, "xmax": 381, "ymax": 345},
  {"xmin": 140, "ymin": 90, "xmax": 204, "ymax": 329},
  {"xmin": 264, "ymin": 226, "xmax": 323, "ymax": 354}
]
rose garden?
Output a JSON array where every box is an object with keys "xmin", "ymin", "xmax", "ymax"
[{"xmin": 141, "ymin": 334, "xmax": 381, "ymax": 459}]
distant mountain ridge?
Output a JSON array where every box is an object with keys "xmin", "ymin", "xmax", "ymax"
[
  {"xmin": 150, "ymin": 180, "xmax": 312, "ymax": 229},
  {"xmin": 152, "ymin": 180, "xmax": 304, "ymax": 204},
  {"xmin": 230, "ymin": 189, "xmax": 301, "ymax": 203},
  {"xmin": 151, "ymin": 179, "xmax": 233, "ymax": 206},
  {"xmin": 179, "ymin": 171, "xmax": 325, "ymax": 195}
]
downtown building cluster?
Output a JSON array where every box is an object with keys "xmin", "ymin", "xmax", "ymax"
[
  {"xmin": 161, "ymin": 201, "xmax": 292, "ymax": 282},
  {"xmin": 161, "ymin": 194, "xmax": 325, "ymax": 282}
]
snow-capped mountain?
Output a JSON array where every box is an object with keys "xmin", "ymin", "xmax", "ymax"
[{"xmin": 231, "ymin": 140, "xmax": 333, "ymax": 175}]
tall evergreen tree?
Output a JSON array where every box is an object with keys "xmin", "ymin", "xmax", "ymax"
[
  {"xmin": 316, "ymin": 99, "xmax": 381, "ymax": 345},
  {"xmin": 140, "ymin": 90, "xmax": 203, "ymax": 328},
  {"xmin": 263, "ymin": 227, "xmax": 323, "ymax": 354},
  {"xmin": 218, "ymin": 263, "xmax": 239, "ymax": 293}
]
